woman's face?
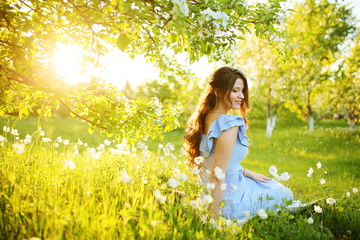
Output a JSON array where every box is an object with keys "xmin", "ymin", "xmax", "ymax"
[{"xmin": 225, "ymin": 78, "xmax": 245, "ymax": 110}]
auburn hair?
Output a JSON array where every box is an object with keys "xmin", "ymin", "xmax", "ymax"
[{"xmin": 183, "ymin": 67, "xmax": 250, "ymax": 167}]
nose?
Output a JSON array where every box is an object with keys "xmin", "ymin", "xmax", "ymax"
[{"xmin": 239, "ymin": 92, "xmax": 244, "ymax": 99}]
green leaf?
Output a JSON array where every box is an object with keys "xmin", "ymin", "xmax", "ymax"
[{"xmin": 116, "ymin": 33, "xmax": 131, "ymax": 51}]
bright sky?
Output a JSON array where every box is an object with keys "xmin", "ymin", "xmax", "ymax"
[{"xmin": 53, "ymin": 0, "xmax": 360, "ymax": 88}]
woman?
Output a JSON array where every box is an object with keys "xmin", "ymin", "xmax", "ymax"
[{"xmin": 184, "ymin": 66, "xmax": 293, "ymax": 220}]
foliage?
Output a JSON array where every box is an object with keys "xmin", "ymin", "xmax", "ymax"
[
  {"xmin": 281, "ymin": 0, "xmax": 357, "ymax": 126},
  {"xmin": 330, "ymin": 32, "xmax": 360, "ymax": 130},
  {"xmin": 135, "ymin": 70, "xmax": 203, "ymax": 128},
  {"xmin": 0, "ymin": 0, "xmax": 289, "ymax": 138}
]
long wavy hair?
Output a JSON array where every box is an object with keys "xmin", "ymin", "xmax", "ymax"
[{"xmin": 183, "ymin": 66, "xmax": 250, "ymax": 167}]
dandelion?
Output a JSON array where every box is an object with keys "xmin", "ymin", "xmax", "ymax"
[
  {"xmin": 316, "ymin": 162, "xmax": 322, "ymax": 169},
  {"xmin": 201, "ymin": 194, "xmax": 213, "ymax": 205},
  {"xmin": 220, "ymin": 183, "xmax": 227, "ymax": 190},
  {"xmin": 168, "ymin": 178, "xmax": 180, "ymax": 188},
  {"xmin": 206, "ymin": 183, "xmax": 215, "ymax": 190},
  {"xmin": 307, "ymin": 217, "xmax": 314, "ymax": 224},
  {"xmin": 13, "ymin": 143, "xmax": 25, "ymax": 154},
  {"xmin": 326, "ymin": 198, "xmax": 336, "ymax": 205},
  {"xmin": 319, "ymin": 178, "xmax": 326, "ymax": 184},
  {"xmin": 154, "ymin": 190, "xmax": 166, "ymax": 204},
  {"xmin": 353, "ymin": 188, "xmax": 358, "ymax": 194},
  {"xmin": 346, "ymin": 192, "xmax": 351, "ymax": 197},
  {"xmin": 192, "ymin": 166, "xmax": 200, "ymax": 175},
  {"xmin": 63, "ymin": 160, "xmax": 76, "ymax": 170},
  {"xmin": 314, "ymin": 205, "xmax": 322, "ymax": 213},
  {"xmin": 257, "ymin": 209, "xmax": 268, "ymax": 219},
  {"xmin": 120, "ymin": 170, "xmax": 131, "ymax": 183},
  {"xmin": 214, "ymin": 166, "xmax": 225, "ymax": 180},
  {"xmin": 194, "ymin": 156, "xmax": 205, "ymax": 165},
  {"xmin": 307, "ymin": 167, "xmax": 314, "ymax": 177}
]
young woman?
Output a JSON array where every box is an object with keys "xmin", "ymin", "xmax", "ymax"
[{"xmin": 184, "ymin": 66, "xmax": 293, "ymax": 220}]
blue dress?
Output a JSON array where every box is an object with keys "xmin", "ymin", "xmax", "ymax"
[{"xmin": 199, "ymin": 114, "xmax": 293, "ymax": 220}]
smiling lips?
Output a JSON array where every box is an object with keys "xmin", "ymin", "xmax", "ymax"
[{"xmin": 235, "ymin": 100, "xmax": 242, "ymax": 105}]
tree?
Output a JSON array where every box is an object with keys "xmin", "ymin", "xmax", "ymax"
[
  {"xmin": 0, "ymin": 0, "xmax": 289, "ymax": 139},
  {"xmin": 281, "ymin": 0, "xmax": 356, "ymax": 132},
  {"xmin": 235, "ymin": 35, "xmax": 287, "ymax": 137},
  {"xmin": 332, "ymin": 33, "xmax": 360, "ymax": 131}
]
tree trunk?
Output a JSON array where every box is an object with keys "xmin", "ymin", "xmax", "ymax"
[
  {"xmin": 266, "ymin": 115, "xmax": 277, "ymax": 137},
  {"xmin": 308, "ymin": 115, "xmax": 314, "ymax": 132}
]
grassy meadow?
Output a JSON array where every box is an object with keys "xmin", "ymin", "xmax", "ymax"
[{"xmin": 0, "ymin": 117, "xmax": 359, "ymax": 240}]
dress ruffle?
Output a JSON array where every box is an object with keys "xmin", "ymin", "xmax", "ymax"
[{"xmin": 200, "ymin": 114, "xmax": 248, "ymax": 157}]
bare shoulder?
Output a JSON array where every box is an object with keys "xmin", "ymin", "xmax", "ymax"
[{"xmin": 204, "ymin": 113, "xmax": 222, "ymax": 134}]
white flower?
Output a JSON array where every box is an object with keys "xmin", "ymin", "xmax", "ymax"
[
  {"xmin": 168, "ymin": 178, "xmax": 180, "ymax": 188},
  {"xmin": 104, "ymin": 139, "xmax": 111, "ymax": 146},
  {"xmin": 141, "ymin": 177, "xmax": 148, "ymax": 184},
  {"xmin": 326, "ymin": 198, "xmax": 336, "ymax": 205},
  {"xmin": 220, "ymin": 183, "xmax": 227, "ymax": 190},
  {"xmin": 307, "ymin": 167, "xmax": 314, "ymax": 177},
  {"xmin": 42, "ymin": 137, "xmax": 51, "ymax": 143},
  {"xmin": 277, "ymin": 172, "xmax": 290, "ymax": 181},
  {"xmin": 346, "ymin": 192, "xmax": 351, "ymax": 197},
  {"xmin": 13, "ymin": 143, "xmax": 25, "ymax": 154},
  {"xmin": 121, "ymin": 170, "xmax": 131, "ymax": 183},
  {"xmin": 171, "ymin": 0, "xmax": 189, "ymax": 17},
  {"xmin": 54, "ymin": 142, "xmax": 59, "ymax": 148},
  {"xmin": 257, "ymin": 209, "xmax": 268, "ymax": 219},
  {"xmin": 243, "ymin": 210, "xmax": 250, "ymax": 218},
  {"xmin": 214, "ymin": 167, "xmax": 225, "ymax": 180},
  {"xmin": 192, "ymin": 167, "xmax": 200, "ymax": 175},
  {"xmin": 56, "ymin": 136, "xmax": 63, "ymax": 143},
  {"xmin": 24, "ymin": 134, "xmax": 32, "ymax": 144},
  {"xmin": 200, "ymin": 8, "xmax": 229, "ymax": 28},
  {"xmin": 316, "ymin": 162, "xmax": 322, "ymax": 169},
  {"xmin": 3, "ymin": 126, "xmax": 10, "ymax": 132},
  {"xmin": 206, "ymin": 183, "xmax": 215, "ymax": 190},
  {"xmin": 63, "ymin": 140, "xmax": 69, "ymax": 145},
  {"xmin": 63, "ymin": 160, "xmax": 76, "ymax": 170},
  {"xmin": 189, "ymin": 199, "xmax": 200, "ymax": 209},
  {"xmin": 231, "ymin": 185, "xmax": 238, "ymax": 191},
  {"xmin": 201, "ymin": 194, "xmax": 213, "ymax": 205},
  {"xmin": 319, "ymin": 178, "xmax": 326, "ymax": 184},
  {"xmin": 10, "ymin": 129, "xmax": 19, "ymax": 136},
  {"xmin": 314, "ymin": 205, "xmax": 322, "ymax": 213},
  {"xmin": 269, "ymin": 166, "xmax": 278, "ymax": 177},
  {"xmin": 154, "ymin": 190, "xmax": 166, "ymax": 204},
  {"xmin": 179, "ymin": 173, "xmax": 188, "ymax": 181},
  {"xmin": 307, "ymin": 217, "xmax": 314, "ymax": 224},
  {"xmin": 194, "ymin": 156, "xmax": 205, "ymax": 165},
  {"xmin": 353, "ymin": 188, "xmax": 358, "ymax": 194}
]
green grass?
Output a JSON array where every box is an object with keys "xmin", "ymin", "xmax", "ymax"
[{"xmin": 0, "ymin": 117, "xmax": 359, "ymax": 239}]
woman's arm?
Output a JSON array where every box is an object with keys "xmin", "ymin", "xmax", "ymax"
[
  {"xmin": 243, "ymin": 169, "xmax": 272, "ymax": 183},
  {"xmin": 209, "ymin": 126, "xmax": 239, "ymax": 219}
]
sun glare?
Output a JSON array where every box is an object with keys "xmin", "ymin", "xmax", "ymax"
[{"xmin": 53, "ymin": 43, "xmax": 88, "ymax": 85}]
